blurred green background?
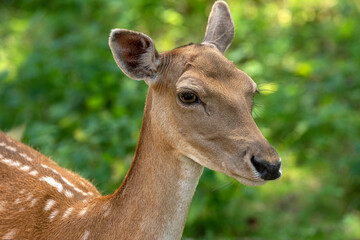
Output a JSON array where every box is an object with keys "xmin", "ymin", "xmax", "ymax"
[{"xmin": 1, "ymin": 0, "xmax": 359, "ymax": 239}]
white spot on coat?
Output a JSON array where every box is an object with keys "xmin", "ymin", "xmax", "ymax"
[
  {"xmin": 3, "ymin": 229, "xmax": 16, "ymax": 239},
  {"xmin": 41, "ymin": 163, "xmax": 89, "ymax": 196},
  {"xmin": 41, "ymin": 164, "xmax": 59, "ymax": 174},
  {"xmin": 29, "ymin": 170, "xmax": 39, "ymax": 176},
  {"xmin": 9, "ymin": 160, "xmax": 21, "ymax": 167},
  {"xmin": 79, "ymin": 207, "xmax": 88, "ymax": 216},
  {"xmin": 0, "ymin": 142, "xmax": 17, "ymax": 152},
  {"xmin": 30, "ymin": 198, "xmax": 38, "ymax": 207},
  {"xmin": 44, "ymin": 199, "xmax": 56, "ymax": 211},
  {"xmin": 1, "ymin": 158, "xmax": 20, "ymax": 167},
  {"xmin": 64, "ymin": 189, "xmax": 74, "ymax": 198},
  {"xmin": 20, "ymin": 165, "xmax": 31, "ymax": 172},
  {"xmin": 26, "ymin": 193, "xmax": 33, "ymax": 201},
  {"xmin": 74, "ymin": 187, "xmax": 88, "ymax": 196},
  {"xmin": 62, "ymin": 207, "xmax": 74, "ymax": 219},
  {"xmin": 1, "ymin": 158, "xmax": 11, "ymax": 165},
  {"xmin": 5, "ymin": 145, "xmax": 16, "ymax": 152},
  {"xmin": 19, "ymin": 153, "xmax": 33, "ymax": 161},
  {"xmin": 49, "ymin": 209, "xmax": 59, "ymax": 221},
  {"xmin": 40, "ymin": 176, "xmax": 63, "ymax": 193},
  {"xmin": 82, "ymin": 230, "xmax": 90, "ymax": 240},
  {"xmin": 61, "ymin": 176, "xmax": 75, "ymax": 187}
]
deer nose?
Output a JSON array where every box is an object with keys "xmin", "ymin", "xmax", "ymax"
[{"xmin": 250, "ymin": 156, "xmax": 281, "ymax": 180}]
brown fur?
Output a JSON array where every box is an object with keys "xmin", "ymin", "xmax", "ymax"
[{"xmin": 0, "ymin": 1, "xmax": 280, "ymax": 239}]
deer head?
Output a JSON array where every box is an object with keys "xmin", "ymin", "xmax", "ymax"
[{"xmin": 109, "ymin": 1, "xmax": 281, "ymax": 186}]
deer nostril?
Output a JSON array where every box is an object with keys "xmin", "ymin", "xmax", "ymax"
[
  {"xmin": 250, "ymin": 156, "xmax": 281, "ymax": 181},
  {"xmin": 250, "ymin": 156, "xmax": 267, "ymax": 175}
]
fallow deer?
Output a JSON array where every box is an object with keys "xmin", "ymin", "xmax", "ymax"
[{"xmin": 0, "ymin": 1, "xmax": 281, "ymax": 239}]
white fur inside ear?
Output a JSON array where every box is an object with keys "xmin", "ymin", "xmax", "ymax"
[
  {"xmin": 201, "ymin": 42, "xmax": 218, "ymax": 50},
  {"xmin": 139, "ymin": 38, "xmax": 160, "ymax": 74}
]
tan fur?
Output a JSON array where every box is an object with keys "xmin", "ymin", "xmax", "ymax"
[
  {"xmin": 0, "ymin": 44, "xmax": 279, "ymax": 240},
  {"xmin": 0, "ymin": 2, "xmax": 280, "ymax": 239}
]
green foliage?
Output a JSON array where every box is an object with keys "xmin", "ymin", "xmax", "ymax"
[{"xmin": 1, "ymin": 0, "xmax": 359, "ymax": 239}]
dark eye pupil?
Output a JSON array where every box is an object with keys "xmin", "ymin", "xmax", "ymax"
[
  {"xmin": 183, "ymin": 93, "xmax": 194, "ymax": 100},
  {"xmin": 179, "ymin": 92, "xmax": 198, "ymax": 103}
]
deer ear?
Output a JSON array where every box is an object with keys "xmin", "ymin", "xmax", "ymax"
[
  {"xmin": 109, "ymin": 29, "xmax": 161, "ymax": 82},
  {"xmin": 202, "ymin": 1, "xmax": 234, "ymax": 53}
]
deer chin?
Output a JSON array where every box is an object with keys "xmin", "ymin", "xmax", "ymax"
[
  {"xmin": 230, "ymin": 173, "xmax": 266, "ymax": 187},
  {"xmin": 180, "ymin": 154, "xmax": 266, "ymax": 187}
]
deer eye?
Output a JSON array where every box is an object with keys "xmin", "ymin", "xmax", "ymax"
[{"xmin": 178, "ymin": 92, "xmax": 199, "ymax": 104}]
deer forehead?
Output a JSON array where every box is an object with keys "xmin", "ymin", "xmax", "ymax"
[{"xmin": 167, "ymin": 44, "xmax": 256, "ymax": 97}]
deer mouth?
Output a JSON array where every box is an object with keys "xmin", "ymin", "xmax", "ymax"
[{"xmin": 231, "ymin": 173, "xmax": 266, "ymax": 186}]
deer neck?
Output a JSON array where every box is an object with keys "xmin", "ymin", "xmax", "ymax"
[{"xmin": 109, "ymin": 90, "xmax": 204, "ymax": 239}]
